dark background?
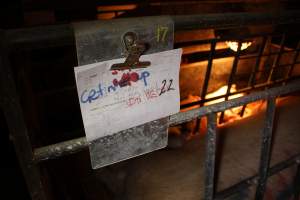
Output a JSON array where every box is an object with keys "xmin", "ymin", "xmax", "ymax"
[{"xmin": 1, "ymin": 0, "xmax": 300, "ymax": 199}]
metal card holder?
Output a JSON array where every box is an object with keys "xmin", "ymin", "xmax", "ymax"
[
  {"xmin": 73, "ymin": 16, "xmax": 174, "ymax": 169},
  {"xmin": 110, "ymin": 31, "xmax": 151, "ymax": 70}
]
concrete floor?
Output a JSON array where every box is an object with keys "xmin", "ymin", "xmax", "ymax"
[
  {"xmin": 123, "ymin": 95, "xmax": 300, "ymax": 200},
  {"xmin": 49, "ymin": 95, "xmax": 300, "ymax": 200}
]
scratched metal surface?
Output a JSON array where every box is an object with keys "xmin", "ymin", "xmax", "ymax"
[
  {"xmin": 89, "ymin": 118, "xmax": 169, "ymax": 169},
  {"xmin": 73, "ymin": 16, "xmax": 174, "ymax": 66},
  {"xmin": 73, "ymin": 16, "xmax": 173, "ymax": 169}
]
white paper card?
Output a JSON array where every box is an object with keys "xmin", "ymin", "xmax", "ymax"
[{"xmin": 75, "ymin": 49, "xmax": 182, "ymax": 142}]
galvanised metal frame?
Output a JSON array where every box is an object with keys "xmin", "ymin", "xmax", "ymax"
[{"xmin": 1, "ymin": 11, "xmax": 300, "ymax": 200}]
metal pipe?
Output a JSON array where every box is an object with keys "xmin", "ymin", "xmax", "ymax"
[
  {"xmin": 293, "ymin": 164, "xmax": 300, "ymax": 199},
  {"xmin": 180, "ymin": 75, "xmax": 300, "ymax": 109},
  {"xmin": 249, "ymin": 37, "xmax": 268, "ymax": 86},
  {"xmin": 201, "ymin": 41, "xmax": 217, "ymax": 101},
  {"xmin": 171, "ymin": 79, "xmax": 300, "ymax": 125},
  {"xmin": 194, "ymin": 41, "xmax": 216, "ymax": 134},
  {"xmin": 33, "ymin": 137, "xmax": 88, "ymax": 163},
  {"xmin": 240, "ymin": 36, "xmax": 268, "ymax": 116},
  {"xmin": 267, "ymin": 34, "xmax": 286, "ymax": 83},
  {"xmin": 33, "ymin": 79, "xmax": 300, "ymax": 162},
  {"xmin": 219, "ymin": 40, "xmax": 242, "ymax": 123},
  {"xmin": 173, "ymin": 10, "xmax": 300, "ymax": 31},
  {"xmin": 287, "ymin": 41, "xmax": 300, "ymax": 78},
  {"xmin": 255, "ymin": 97, "xmax": 276, "ymax": 200},
  {"xmin": 204, "ymin": 113, "xmax": 218, "ymax": 200},
  {"xmin": 6, "ymin": 11, "xmax": 300, "ymax": 50},
  {"xmin": 0, "ymin": 31, "xmax": 48, "ymax": 200}
]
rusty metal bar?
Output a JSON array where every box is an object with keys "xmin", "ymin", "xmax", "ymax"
[
  {"xmin": 5, "ymin": 11, "xmax": 300, "ymax": 50},
  {"xmin": 239, "ymin": 49, "xmax": 300, "ymax": 61},
  {"xmin": 33, "ymin": 79, "xmax": 300, "ymax": 162},
  {"xmin": 201, "ymin": 41, "xmax": 217, "ymax": 101},
  {"xmin": 204, "ymin": 113, "xmax": 218, "ymax": 200},
  {"xmin": 171, "ymin": 79, "xmax": 299, "ymax": 125},
  {"xmin": 267, "ymin": 34, "xmax": 286, "ymax": 83},
  {"xmin": 240, "ymin": 36, "xmax": 268, "ymax": 116},
  {"xmin": 181, "ymin": 75, "xmax": 300, "ymax": 110},
  {"xmin": 286, "ymin": 41, "xmax": 300, "ymax": 78},
  {"xmin": 219, "ymin": 40, "xmax": 242, "ymax": 123},
  {"xmin": 293, "ymin": 164, "xmax": 300, "ymax": 199},
  {"xmin": 0, "ymin": 31, "xmax": 48, "ymax": 200},
  {"xmin": 33, "ymin": 137, "xmax": 88, "ymax": 162},
  {"xmin": 194, "ymin": 41, "xmax": 217, "ymax": 134},
  {"xmin": 173, "ymin": 10, "xmax": 300, "ymax": 31},
  {"xmin": 249, "ymin": 37, "xmax": 269, "ymax": 87},
  {"xmin": 255, "ymin": 97, "xmax": 276, "ymax": 200}
]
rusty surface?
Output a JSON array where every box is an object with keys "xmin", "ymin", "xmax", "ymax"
[
  {"xmin": 255, "ymin": 98, "xmax": 276, "ymax": 200},
  {"xmin": 5, "ymin": 11, "xmax": 300, "ymax": 50},
  {"xmin": 33, "ymin": 79, "xmax": 300, "ymax": 162},
  {"xmin": 204, "ymin": 113, "xmax": 218, "ymax": 200}
]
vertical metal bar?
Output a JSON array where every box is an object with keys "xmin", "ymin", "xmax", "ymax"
[
  {"xmin": 204, "ymin": 113, "xmax": 218, "ymax": 200},
  {"xmin": 219, "ymin": 40, "xmax": 242, "ymax": 123},
  {"xmin": 267, "ymin": 34, "xmax": 286, "ymax": 83},
  {"xmin": 194, "ymin": 40, "xmax": 216, "ymax": 134},
  {"xmin": 249, "ymin": 36, "xmax": 269, "ymax": 87},
  {"xmin": 201, "ymin": 40, "xmax": 217, "ymax": 101},
  {"xmin": 286, "ymin": 41, "xmax": 300, "ymax": 78},
  {"xmin": 0, "ymin": 31, "xmax": 48, "ymax": 200},
  {"xmin": 240, "ymin": 36, "xmax": 268, "ymax": 116},
  {"xmin": 255, "ymin": 97, "xmax": 276, "ymax": 200},
  {"xmin": 293, "ymin": 164, "xmax": 300, "ymax": 200}
]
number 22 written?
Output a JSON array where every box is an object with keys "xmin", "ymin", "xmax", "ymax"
[{"xmin": 159, "ymin": 79, "xmax": 175, "ymax": 96}]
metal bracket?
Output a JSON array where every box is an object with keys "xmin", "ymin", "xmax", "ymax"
[{"xmin": 111, "ymin": 32, "xmax": 150, "ymax": 70}]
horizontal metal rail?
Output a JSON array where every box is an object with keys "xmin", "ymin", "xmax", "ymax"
[
  {"xmin": 5, "ymin": 11, "xmax": 300, "ymax": 50},
  {"xmin": 33, "ymin": 79, "xmax": 300, "ymax": 162},
  {"xmin": 180, "ymin": 75, "xmax": 300, "ymax": 109}
]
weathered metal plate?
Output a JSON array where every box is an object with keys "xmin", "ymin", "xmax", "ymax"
[
  {"xmin": 73, "ymin": 16, "xmax": 173, "ymax": 169},
  {"xmin": 74, "ymin": 16, "xmax": 174, "ymax": 65},
  {"xmin": 89, "ymin": 118, "xmax": 169, "ymax": 169}
]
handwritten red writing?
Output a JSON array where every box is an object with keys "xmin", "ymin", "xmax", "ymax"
[
  {"xmin": 112, "ymin": 71, "xmax": 150, "ymax": 88},
  {"xmin": 144, "ymin": 88, "xmax": 159, "ymax": 100},
  {"xmin": 127, "ymin": 96, "xmax": 142, "ymax": 107}
]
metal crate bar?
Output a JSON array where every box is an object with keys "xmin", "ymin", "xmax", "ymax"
[
  {"xmin": 267, "ymin": 34, "xmax": 286, "ymax": 83},
  {"xmin": 219, "ymin": 40, "xmax": 242, "ymax": 123},
  {"xmin": 293, "ymin": 164, "xmax": 300, "ymax": 199},
  {"xmin": 0, "ymin": 31, "xmax": 48, "ymax": 200},
  {"xmin": 240, "ymin": 36, "xmax": 268, "ymax": 116},
  {"xmin": 255, "ymin": 97, "xmax": 276, "ymax": 200},
  {"xmin": 180, "ymin": 74, "xmax": 300, "ymax": 110},
  {"xmin": 171, "ymin": 79, "xmax": 300, "ymax": 126},
  {"xmin": 201, "ymin": 41, "xmax": 217, "ymax": 106},
  {"xmin": 248, "ymin": 36, "xmax": 268, "ymax": 87},
  {"xmin": 215, "ymin": 153, "xmax": 300, "ymax": 200},
  {"xmin": 286, "ymin": 41, "xmax": 300, "ymax": 78},
  {"xmin": 33, "ymin": 79, "xmax": 300, "ymax": 162},
  {"xmin": 194, "ymin": 41, "xmax": 217, "ymax": 133},
  {"xmin": 5, "ymin": 11, "xmax": 300, "ymax": 50},
  {"xmin": 204, "ymin": 113, "xmax": 218, "ymax": 200}
]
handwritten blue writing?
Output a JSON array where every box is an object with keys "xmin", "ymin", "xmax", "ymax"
[
  {"xmin": 140, "ymin": 71, "xmax": 150, "ymax": 86},
  {"xmin": 80, "ymin": 70, "xmax": 150, "ymax": 104}
]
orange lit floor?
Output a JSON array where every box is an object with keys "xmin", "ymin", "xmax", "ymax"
[{"xmin": 124, "ymin": 95, "xmax": 300, "ymax": 200}]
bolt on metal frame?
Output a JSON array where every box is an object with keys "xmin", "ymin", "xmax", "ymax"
[{"xmin": 1, "ymin": 11, "xmax": 300, "ymax": 200}]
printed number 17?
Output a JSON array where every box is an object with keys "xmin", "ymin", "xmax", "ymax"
[{"xmin": 157, "ymin": 26, "xmax": 168, "ymax": 43}]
